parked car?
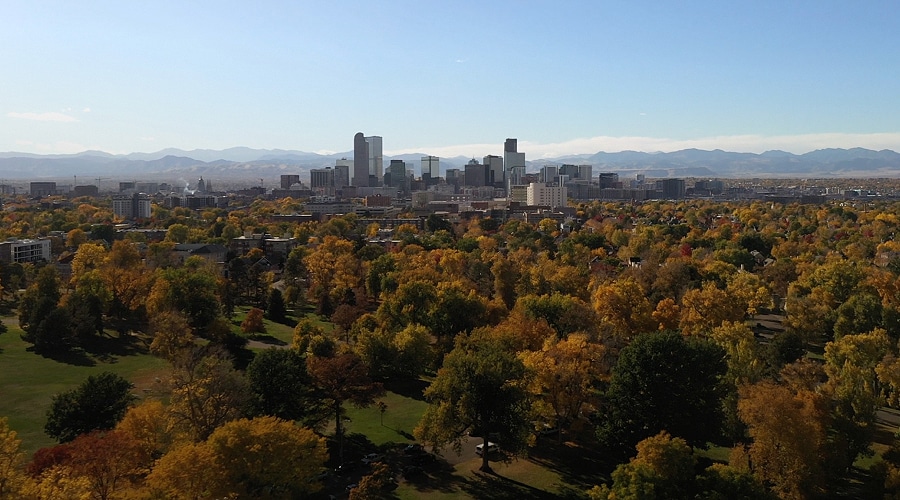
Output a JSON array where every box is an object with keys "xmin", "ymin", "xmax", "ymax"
[
  {"xmin": 475, "ymin": 442, "xmax": 498, "ymax": 455},
  {"xmin": 403, "ymin": 443, "xmax": 425, "ymax": 455}
]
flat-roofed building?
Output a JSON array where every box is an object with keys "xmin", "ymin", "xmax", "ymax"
[{"xmin": 0, "ymin": 238, "xmax": 51, "ymax": 263}]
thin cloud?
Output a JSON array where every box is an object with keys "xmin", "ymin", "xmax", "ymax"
[
  {"xmin": 7, "ymin": 111, "xmax": 78, "ymax": 122},
  {"xmin": 82, "ymin": 107, "xmax": 91, "ymax": 113},
  {"xmin": 387, "ymin": 132, "xmax": 900, "ymax": 159}
]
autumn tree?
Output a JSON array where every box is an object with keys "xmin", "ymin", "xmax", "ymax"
[
  {"xmin": 45, "ymin": 372, "xmax": 137, "ymax": 443},
  {"xmin": 588, "ymin": 431, "xmax": 697, "ymax": 500},
  {"xmin": 145, "ymin": 441, "xmax": 221, "ymax": 500},
  {"xmin": 598, "ymin": 331, "xmax": 727, "ymax": 460},
  {"xmin": 0, "ymin": 417, "xmax": 27, "ymax": 498},
  {"xmin": 415, "ymin": 332, "xmax": 532, "ymax": 472},
  {"xmin": 354, "ymin": 324, "xmax": 432, "ymax": 380},
  {"xmin": 521, "ymin": 333, "xmax": 606, "ymax": 440},
  {"xmin": 149, "ymin": 310, "xmax": 195, "ymax": 361},
  {"xmin": 65, "ymin": 430, "xmax": 144, "ymax": 500},
  {"xmin": 737, "ymin": 381, "xmax": 828, "ymax": 500},
  {"xmin": 822, "ymin": 328, "xmax": 891, "ymax": 470},
  {"xmin": 592, "ymin": 277, "xmax": 656, "ymax": 340},
  {"xmin": 241, "ymin": 307, "xmax": 266, "ymax": 334},
  {"xmin": 350, "ymin": 461, "xmax": 396, "ymax": 500},
  {"xmin": 205, "ymin": 417, "xmax": 328, "ymax": 498},
  {"xmin": 307, "ymin": 351, "xmax": 383, "ymax": 464},
  {"xmin": 147, "ymin": 257, "xmax": 221, "ymax": 333},
  {"xmin": 679, "ymin": 282, "xmax": 745, "ymax": 336},
  {"xmin": 168, "ymin": 347, "xmax": 251, "ymax": 441}
]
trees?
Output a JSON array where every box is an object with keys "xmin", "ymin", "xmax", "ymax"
[
  {"xmin": 240, "ymin": 307, "xmax": 266, "ymax": 334},
  {"xmin": 589, "ymin": 432, "xmax": 697, "ymax": 500},
  {"xmin": 167, "ymin": 348, "xmax": 251, "ymax": 441},
  {"xmin": 597, "ymin": 331, "xmax": 727, "ymax": 460},
  {"xmin": 737, "ymin": 381, "xmax": 828, "ymax": 500},
  {"xmin": 521, "ymin": 333, "xmax": 606, "ymax": 440},
  {"xmin": 19, "ymin": 266, "xmax": 75, "ymax": 353},
  {"xmin": 45, "ymin": 372, "xmax": 137, "ymax": 443},
  {"xmin": 415, "ymin": 332, "xmax": 532, "ymax": 472},
  {"xmin": 245, "ymin": 348, "xmax": 329, "ymax": 427},
  {"xmin": 205, "ymin": 417, "xmax": 328, "ymax": 499},
  {"xmin": 307, "ymin": 352, "xmax": 383, "ymax": 464},
  {"xmin": 0, "ymin": 418, "xmax": 27, "ymax": 498}
]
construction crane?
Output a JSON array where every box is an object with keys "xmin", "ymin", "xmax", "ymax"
[{"xmin": 96, "ymin": 177, "xmax": 107, "ymax": 192}]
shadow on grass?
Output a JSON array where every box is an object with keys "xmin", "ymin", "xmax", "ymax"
[
  {"xmin": 247, "ymin": 334, "xmax": 287, "ymax": 346},
  {"xmin": 383, "ymin": 378, "xmax": 429, "ymax": 402},
  {"xmin": 459, "ymin": 469, "xmax": 560, "ymax": 500},
  {"xmin": 79, "ymin": 331, "xmax": 150, "ymax": 363},
  {"xmin": 524, "ymin": 437, "xmax": 614, "ymax": 492},
  {"xmin": 32, "ymin": 346, "xmax": 96, "ymax": 366}
]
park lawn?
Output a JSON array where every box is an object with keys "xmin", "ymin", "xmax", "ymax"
[
  {"xmin": 232, "ymin": 306, "xmax": 333, "ymax": 346},
  {"xmin": 395, "ymin": 455, "xmax": 569, "ymax": 500},
  {"xmin": 343, "ymin": 390, "xmax": 428, "ymax": 446},
  {"xmin": 0, "ymin": 320, "xmax": 169, "ymax": 456}
]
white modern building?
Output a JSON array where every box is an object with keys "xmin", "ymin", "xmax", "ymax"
[
  {"xmin": 526, "ymin": 182, "xmax": 567, "ymax": 209},
  {"xmin": 504, "ymin": 138, "xmax": 526, "ymax": 192},
  {"xmin": 0, "ymin": 238, "xmax": 51, "ymax": 263},
  {"xmin": 366, "ymin": 135, "xmax": 383, "ymax": 182}
]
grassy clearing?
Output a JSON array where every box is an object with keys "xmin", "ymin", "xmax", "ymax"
[
  {"xmin": 0, "ymin": 319, "xmax": 169, "ymax": 456},
  {"xmin": 343, "ymin": 390, "xmax": 428, "ymax": 447},
  {"xmin": 396, "ymin": 446, "xmax": 591, "ymax": 500},
  {"xmin": 231, "ymin": 306, "xmax": 334, "ymax": 347}
]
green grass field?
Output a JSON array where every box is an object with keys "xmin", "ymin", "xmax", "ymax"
[{"xmin": 0, "ymin": 318, "xmax": 169, "ymax": 455}]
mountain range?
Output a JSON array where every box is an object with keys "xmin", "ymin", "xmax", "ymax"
[{"xmin": 1, "ymin": 147, "xmax": 900, "ymax": 182}]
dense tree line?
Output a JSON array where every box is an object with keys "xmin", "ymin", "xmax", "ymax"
[{"xmin": 7, "ymin": 195, "xmax": 900, "ymax": 497}]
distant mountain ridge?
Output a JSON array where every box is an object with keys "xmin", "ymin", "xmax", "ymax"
[{"xmin": 1, "ymin": 147, "xmax": 900, "ymax": 180}]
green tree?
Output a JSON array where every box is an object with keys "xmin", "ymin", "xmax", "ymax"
[
  {"xmin": 246, "ymin": 348, "xmax": 329, "ymax": 428},
  {"xmin": 265, "ymin": 288, "xmax": 287, "ymax": 323},
  {"xmin": 45, "ymin": 372, "xmax": 137, "ymax": 443},
  {"xmin": 415, "ymin": 332, "xmax": 532, "ymax": 472},
  {"xmin": 598, "ymin": 331, "xmax": 727, "ymax": 461},
  {"xmin": 589, "ymin": 431, "xmax": 697, "ymax": 500}
]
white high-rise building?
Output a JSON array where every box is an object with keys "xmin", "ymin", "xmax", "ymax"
[{"xmin": 526, "ymin": 182, "xmax": 567, "ymax": 208}]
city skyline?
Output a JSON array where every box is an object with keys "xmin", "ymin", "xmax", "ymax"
[{"xmin": 3, "ymin": 1, "xmax": 899, "ymax": 158}]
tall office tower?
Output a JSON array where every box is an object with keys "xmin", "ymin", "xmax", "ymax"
[
  {"xmin": 464, "ymin": 159, "xmax": 487, "ymax": 187},
  {"xmin": 598, "ymin": 172, "xmax": 619, "ymax": 189},
  {"xmin": 310, "ymin": 168, "xmax": 335, "ymax": 195},
  {"xmin": 540, "ymin": 165, "xmax": 559, "ymax": 184},
  {"xmin": 366, "ymin": 136, "xmax": 383, "ymax": 183},
  {"xmin": 353, "ymin": 132, "xmax": 369, "ymax": 187},
  {"xmin": 578, "ymin": 164, "xmax": 593, "ymax": 181},
  {"xmin": 280, "ymin": 174, "xmax": 301, "ymax": 190},
  {"xmin": 658, "ymin": 178, "xmax": 685, "ymax": 199},
  {"xmin": 421, "ymin": 155, "xmax": 440, "ymax": 179},
  {"xmin": 334, "ymin": 160, "xmax": 351, "ymax": 189},
  {"xmin": 483, "ymin": 155, "xmax": 504, "ymax": 186},
  {"xmin": 386, "ymin": 160, "xmax": 407, "ymax": 188},
  {"xmin": 504, "ymin": 138, "xmax": 526, "ymax": 192}
]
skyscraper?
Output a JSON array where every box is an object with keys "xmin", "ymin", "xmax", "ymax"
[
  {"xmin": 483, "ymin": 155, "xmax": 504, "ymax": 187},
  {"xmin": 504, "ymin": 138, "xmax": 526, "ymax": 192},
  {"xmin": 353, "ymin": 132, "xmax": 369, "ymax": 187},
  {"xmin": 421, "ymin": 155, "xmax": 440, "ymax": 179},
  {"xmin": 366, "ymin": 135, "xmax": 383, "ymax": 183}
]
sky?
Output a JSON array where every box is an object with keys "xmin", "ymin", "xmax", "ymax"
[{"xmin": 2, "ymin": 1, "xmax": 900, "ymax": 159}]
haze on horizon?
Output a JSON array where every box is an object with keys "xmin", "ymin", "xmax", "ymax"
[{"xmin": 3, "ymin": 1, "xmax": 899, "ymax": 159}]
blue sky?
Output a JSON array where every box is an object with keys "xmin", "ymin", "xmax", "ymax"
[{"xmin": 3, "ymin": 1, "xmax": 899, "ymax": 158}]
